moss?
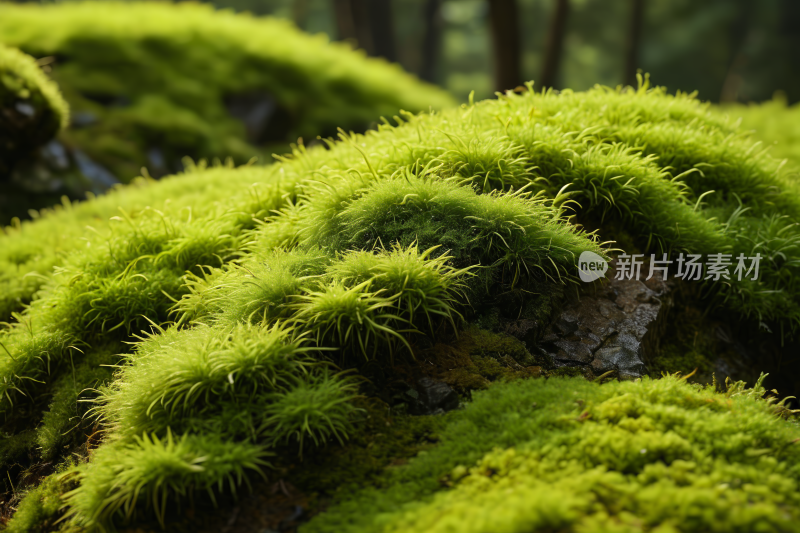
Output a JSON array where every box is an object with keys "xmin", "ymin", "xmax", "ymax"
[
  {"xmin": 0, "ymin": 430, "xmax": 36, "ymax": 480},
  {"xmin": 286, "ymin": 398, "xmax": 445, "ymax": 505},
  {"xmin": 304, "ymin": 375, "xmax": 800, "ymax": 533},
  {"xmin": 466, "ymin": 327, "xmax": 531, "ymax": 363},
  {"xmin": 437, "ymin": 366, "xmax": 492, "ymax": 392},
  {"xmin": 0, "ymin": 43, "xmax": 69, "ymax": 179},
  {"xmin": 36, "ymin": 343, "xmax": 121, "ymax": 461},
  {"xmin": 720, "ymin": 95, "xmax": 800, "ymax": 172},
  {"xmin": 3, "ymin": 462, "xmax": 75, "ymax": 533},
  {"xmin": 4, "ymin": 81, "xmax": 800, "ymax": 530},
  {"xmin": 654, "ymin": 343, "xmax": 714, "ymax": 377},
  {"xmin": 0, "ymin": 1, "xmax": 455, "ymax": 181},
  {"xmin": 0, "ymin": 43, "xmax": 68, "ymax": 132},
  {"xmin": 545, "ymin": 366, "xmax": 584, "ymax": 378},
  {"xmin": 520, "ymin": 288, "xmax": 560, "ymax": 325},
  {"xmin": 648, "ymin": 289, "xmax": 728, "ymax": 381},
  {"xmin": 431, "ymin": 326, "xmax": 544, "ymax": 395},
  {"xmin": 472, "ymin": 307, "xmax": 501, "ymax": 331}
]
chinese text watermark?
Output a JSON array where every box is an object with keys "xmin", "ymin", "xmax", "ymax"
[{"xmin": 578, "ymin": 252, "xmax": 762, "ymax": 283}]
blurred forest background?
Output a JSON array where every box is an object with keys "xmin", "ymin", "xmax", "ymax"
[
  {"xmin": 13, "ymin": 0, "xmax": 799, "ymax": 103},
  {"xmin": 196, "ymin": 0, "xmax": 800, "ymax": 104}
]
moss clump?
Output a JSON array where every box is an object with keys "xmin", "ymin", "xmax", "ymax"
[
  {"xmin": 0, "ymin": 1, "xmax": 455, "ymax": 181},
  {"xmin": 546, "ymin": 366, "xmax": 584, "ymax": 378},
  {"xmin": 304, "ymin": 375, "xmax": 800, "ymax": 533},
  {"xmin": 430, "ymin": 326, "xmax": 544, "ymax": 394},
  {"xmin": 0, "ymin": 43, "xmax": 68, "ymax": 176},
  {"xmin": 0, "ymin": 430, "xmax": 36, "ymax": 479},
  {"xmin": 0, "ymin": 162, "xmax": 280, "ymax": 322},
  {"xmin": 35, "ymin": 343, "xmax": 122, "ymax": 461},
  {"xmin": 0, "ymin": 43, "xmax": 68, "ymax": 130}
]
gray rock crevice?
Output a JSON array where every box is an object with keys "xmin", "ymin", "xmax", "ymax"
[{"xmin": 534, "ymin": 260, "xmax": 673, "ymax": 379}]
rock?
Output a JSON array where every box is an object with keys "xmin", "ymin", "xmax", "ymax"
[
  {"xmin": 14, "ymin": 101, "xmax": 35, "ymax": 117},
  {"xmin": 70, "ymin": 110, "xmax": 98, "ymax": 128},
  {"xmin": 40, "ymin": 140, "xmax": 70, "ymax": 170},
  {"xmin": 537, "ymin": 260, "xmax": 672, "ymax": 379},
  {"xmin": 407, "ymin": 377, "xmax": 460, "ymax": 415},
  {"xmin": 147, "ymin": 146, "xmax": 168, "ymax": 176},
  {"xmin": 73, "ymin": 149, "xmax": 119, "ymax": 192}
]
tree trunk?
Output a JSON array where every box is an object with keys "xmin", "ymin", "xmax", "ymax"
[
  {"xmin": 369, "ymin": 0, "xmax": 397, "ymax": 62},
  {"xmin": 333, "ymin": 0, "xmax": 358, "ymax": 43},
  {"xmin": 719, "ymin": 0, "xmax": 754, "ymax": 102},
  {"xmin": 333, "ymin": 0, "xmax": 396, "ymax": 61},
  {"xmin": 292, "ymin": 0, "xmax": 309, "ymax": 30},
  {"xmin": 623, "ymin": 0, "xmax": 644, "ymax": 88},
  {"xmin": 420, "ymin": 0, "xmax": 443, "ymax": 83},
  {"xmin": 541, "ymin": 0, "xmax": 569, "ymax": 90},
  {"xmin": 488, "ymin": 0, "xmax": 522, "ymax": 93},
  {"xmin": 780, "ymin": 0, "xmax": 800, "ymax": 103}
]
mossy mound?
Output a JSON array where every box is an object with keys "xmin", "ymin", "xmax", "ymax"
[
  {"xmin": 2, "ymin": 82, "xmax": 800, "ymax": 530},
  {"xmin": 0, "ymin": 161, "xmax": 276, "ymax": 322},
  {"xmin": 305, "ymin": 375, "xmax": 800, "ymax": 533},
  {"xmin": 0, "ymin": 43, "xmax": 68, "ymax": 175},
  {"xmin": 721, "ymin": 96, "xmax": 800, "ymax": 171},
  {"xmin": 0, "ymin": 1, "xmax": 455, "ymax": 181}
]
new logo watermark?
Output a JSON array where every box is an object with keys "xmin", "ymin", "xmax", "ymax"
[
  {"xmin": 578, "ymin": 251, "xmax": 608, "ymax": 282},
  {"xmin": 578, "ymin": 252, "xmax": 762, "ymax": 283}
]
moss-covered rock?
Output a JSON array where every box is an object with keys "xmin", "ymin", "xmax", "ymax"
[
  {"xmin": 0, "ymin": 43, "xmax": 68, "ymax": 168},
  {"xmin": 2, "ymin": 81, "xmax": 800, "ymax": 531},
  {"xmin": 0, "ymin": 42, "xmax": 77, "ymax": 222}
]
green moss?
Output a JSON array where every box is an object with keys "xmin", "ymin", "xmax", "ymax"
[
  {"xmin": 0, "ymin": 43, "xmax": 68, "ymax": 132},
  {"xmin": 0, "ymin": 1, "xmax": 455, "ymax": 181},
  {"xmin": 0, "ymin": 429, "xmax": 36, "ymax": 475},
  {"xmin": 3, "ymin": 81, "xmax": 800, "ymax": 530},
  {"xmin": 36, "ymin": 343, "xmax": 121, "ymax": 461},
  {"xmin": 472, "ymin": 307, "xmax": 502, "ymax": 331},
  {"xmin": 466, "ymin": 327, "xmax": 530, "ymax": 362},
  {"xmin": 433, "ymin": 327, "xmax": 544, "ymax": 394},
  {"xmin": 0, "ymin": 43, "xmax": 69, "ymax": 183},
  {"xmin": 545, "ymin": 366, "xmax": 584, "ymax": 378},
  {"xmin": 653, "ymin": 344, "xmax": 714, "ymax": 377},
  {"xmin": 304, "ymin": 375, "xmax": 800, "ymax": 533},
  {"xmin": 3, "ymin": 462, "xmax": 75, "ymax": 533},
  {"xmin": 720, "ymin": 95, "xmax": 800, "ymax": 172},
  {"xmin": 287, "ymin": 398, "xmax": 444, "ymax": 504}
]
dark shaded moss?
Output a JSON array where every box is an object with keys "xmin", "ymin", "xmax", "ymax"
[
  {"xmin": 426, "ymin": 326, "xmax": 545, "ymax": 396},
  {"xmin": 286, "ymin": 398, "xmax": 444, "ymax": 503}
]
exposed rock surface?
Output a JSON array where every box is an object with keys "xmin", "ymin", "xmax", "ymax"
[
  {"xmin": 406, "ymin": 377, "xmax": 460, "ymax": 415},
  {"xmin": 535, "ymin": 261, "xmax": 673, "ymax": 379}
]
